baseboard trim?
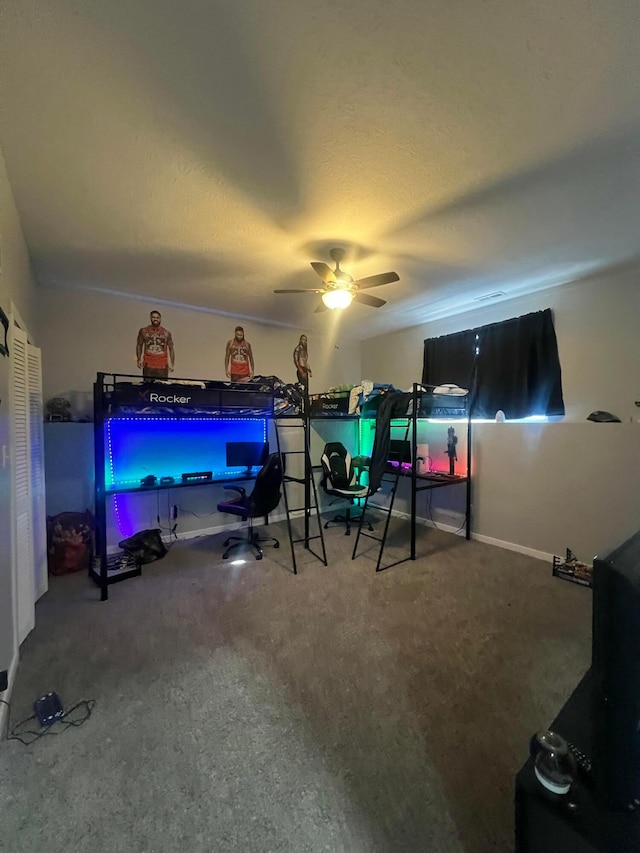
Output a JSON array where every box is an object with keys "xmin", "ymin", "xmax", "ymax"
[
  {"xmin": 469, "ymin": 532, "xmax": 554, "ymax": 564},
  {"xmin": 386, "ymin": 508, "xmax": 553, "ymax": 563},
  {"xmin": 387, "ymin": 508, "xmax": 470, "ymax": 536},
  {"xmin": 105, "ymin": 510, "xmax": 295, "ymax": 553},
  {"xmin": 168, "ymin": 509, "xmax": 292, "ymax": 543},
  {"xmin": 106, "ymin": 510, "xmax": 552, "ymax": 565}
]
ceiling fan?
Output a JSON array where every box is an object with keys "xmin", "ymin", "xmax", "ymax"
[{"xmin": 274, "ymin": 248, "xmax": 400, "ymax": 312}]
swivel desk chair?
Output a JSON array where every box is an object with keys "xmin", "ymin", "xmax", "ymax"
[
  {"xmin": 320, "ymin": 442, "xmax": 371, "ymax": 535},
  {"xmin": 217, "ymin": 452, "xmax": 283, "ymax": 559}
]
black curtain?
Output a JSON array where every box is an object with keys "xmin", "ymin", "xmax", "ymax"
[
  {"xmin": 422, "ymin": 328, "xmax": 477, "ymax": 390},
  {"xmin": 423, "ymin": 309, "xmax": 565, "ymax": 419}
]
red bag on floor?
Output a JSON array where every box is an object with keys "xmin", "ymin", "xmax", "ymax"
[{"xmin": 47, "ymin": 510, "xmax": 94, "ymax": 575}]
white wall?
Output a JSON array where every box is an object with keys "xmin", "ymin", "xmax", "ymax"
[
  {"xmin": 0, "ymin": 149, "xmax": 40, "ymax": 685},
  {"xmin": 0, "ymin": 154, "xmax": 39, "ymax": 340},
  {"xmin": 363, "ymin": 266, "xmax": 640, "ymax": 424},
  {"xmin": 37, "ymin": 286, "xmax": 361, "ymax": 406},
  {"xmin": 36, "ymin": 260, "xmax": 640, "ymax": 565},
  {"xmin": 361, "ymin": 266, "xmax": 640, "ymax": 561},
  {"xmin": 470, "ymin": 421, "xmax": 640, "ymax": 561},
  {"xmin": 36, "ymin": 285, "xmax": 362, "ymax": 546}
]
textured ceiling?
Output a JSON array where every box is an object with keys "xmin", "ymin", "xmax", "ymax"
[{"xmin": 1, "ymin": 0, "xmax": 639, "ymax": 339}]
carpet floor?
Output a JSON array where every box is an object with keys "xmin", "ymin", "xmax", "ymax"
[{"xmin": 0, "ymin": 519, "xmax": 592, "ymax": 852}]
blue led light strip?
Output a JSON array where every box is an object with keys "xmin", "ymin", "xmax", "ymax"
[{"xmin": 105, "ymin": 416, "xmax": 267, "ymax": 490}]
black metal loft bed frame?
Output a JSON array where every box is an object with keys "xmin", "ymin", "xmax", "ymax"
[
  {"xmin": 351, "ymin": 382, "xmax": 472, "ymax": 572},
  {"xmin": 92, "ymin": 372, "xmax": 317, "ymax": 600}
]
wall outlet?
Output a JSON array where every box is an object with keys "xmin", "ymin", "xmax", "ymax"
[{"xmin": 0, "ymin": 669, "xmax": 8, "ymax": 693}]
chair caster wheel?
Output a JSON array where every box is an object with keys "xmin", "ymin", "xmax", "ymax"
[
  {"xmin": 274, "ymin": 542, "xmax": 280, "ymax": 549},
  {"xmin": 223, "ymin": 555, "xmax": 229, "ymax": 560},
  {"xmin": 256, "ymin": 554, "xmax": 263, "ymax": 560}
]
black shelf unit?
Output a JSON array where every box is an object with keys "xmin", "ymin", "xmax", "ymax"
[{"xmin": 353, "ymin": 382, "xmax": 472, "ymax": 572}]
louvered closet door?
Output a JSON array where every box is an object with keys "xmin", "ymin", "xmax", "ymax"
[
  {"xmin": 11, "ymin": 325, "xmax": 35, "ymax": 643},
  {"xmin": 28, "ymin": 343, "xmax": 48, "ymax": 601}
]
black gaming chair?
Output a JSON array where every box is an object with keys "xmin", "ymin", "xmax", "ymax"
[
  {"xmin": 320, "ymin": 442, "xmax": 372, "ymax": 535},
  {"xmin": 216, "ymin": 453, "xmax": 283, "ymax": 560}
]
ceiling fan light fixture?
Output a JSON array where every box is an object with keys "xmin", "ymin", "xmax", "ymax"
[
  {"xmin": 322, "ymin": 289, "xmax": 353, "ymax": 310},
  {"xmin": 274, "ymin": 247, "xmax": 398, "ymax": 311}
]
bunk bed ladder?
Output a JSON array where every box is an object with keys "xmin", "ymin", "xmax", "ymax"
[
  {"xmin": 352, "ymin": 418, "xmax": 413, "ymax": 572},
  {"xmin": 274, "ymin": 419, "xmax": 327, "ymax": 574}
]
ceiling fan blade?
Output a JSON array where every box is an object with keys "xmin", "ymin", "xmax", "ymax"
[
  {"xmin": 314, "ymin": 300, "xmax": 329, "ymax": 313},
  {"xmin": 352, "ymin": 272, "xmax": 399, "ymax": 290},
  {"xmin": 353, "ymin": 292, "xmax": 386, "ymax": 308},
  {"xmin": 310, "ymin": 262, "xmax": 337, "ymax": 284},
  {"xmin": 273, "ymin": 288, "xmax": 325, "ymax": 294}
]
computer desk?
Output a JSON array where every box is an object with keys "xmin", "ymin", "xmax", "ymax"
[{"xmin": 92, "ymin": 470, "xmax": 259, "ymax": 599}]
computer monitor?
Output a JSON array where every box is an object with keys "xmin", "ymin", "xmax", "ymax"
[
  {"xmin": 388, "ymin": 439, "xmax": 412, "ymax": 465},
  {"xmin": 225, "ymin": 441, "xmax": 269, "ymax": 474}
]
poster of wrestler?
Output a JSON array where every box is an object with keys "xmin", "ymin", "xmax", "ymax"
[
  {"xmin": 225, "ymin": 326, "xmax": 255, "ymax": 382},
  {"xmin": 136, "ymin": 310, "xmax": 175, "ymax": 378},
  {"xmin": 293, "ymin": 334, "xmax": 312, "ymax": 388}
]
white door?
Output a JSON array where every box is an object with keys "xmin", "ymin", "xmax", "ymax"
[
  {"xmin": 11, "ymin": 325, "xmax": 35, "ymax": 643},
  {"xmin": 28, "ymin": 343, "xmax": 48, "ymax": 601},
  {"xmin": 0, "ymin": 341, "xmax": 15, "ymax": 666}
]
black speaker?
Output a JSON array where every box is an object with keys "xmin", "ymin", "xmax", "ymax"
[
  {"xmin": 34, "ymin": 692, "xmax": 64, "ymax": 727},
  {"xmin": 591, "ymin": 532, "xmax": 640, "ymax": 808}
]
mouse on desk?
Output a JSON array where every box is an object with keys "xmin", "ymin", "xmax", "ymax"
[{"xmin": 587, "ymin": 410, "xmax": 621, "ymax": 423}]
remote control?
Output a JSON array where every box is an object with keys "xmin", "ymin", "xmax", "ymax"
[{"xmin": 567, "ymin": 740, "xmax": 592, "ymax": 774}]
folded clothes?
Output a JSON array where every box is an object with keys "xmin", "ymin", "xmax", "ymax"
[{"xmin": 432, "ymin": 383, "xmax": 469, "ymax": 396}]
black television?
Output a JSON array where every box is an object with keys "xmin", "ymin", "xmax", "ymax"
[
  {"xmin": 591, "ymin": 529, "xmax": 640, "ymax": 808},
  {"xmin": 226, "ymin": 441, "xmax": 269, "ymax": 474}
]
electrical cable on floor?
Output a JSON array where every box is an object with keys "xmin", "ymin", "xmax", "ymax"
[
  {"xmin": 452, "ymin": 517, "xmax": 468, "ymax": 535},
  {"xmin": 174, "ymin": 506, "xmax": 219, "ymax": 519},
  {"xmin": 423, "ymin": 489, "xmax": 467, "ymax": 535},
  {"xmin": 424, "ymin": 490, "xmax": 444, "ymax": 531},
  {"xmin": 155, "ymin": 492, "xmax": 178, "ymax": 549},
  {"xmin": 167, "ymin": 491, "xmax": 179, "ymax": 547},
  {"xmin": 0, "ymin": 698, "xmax": 96, "ymax": 746}
]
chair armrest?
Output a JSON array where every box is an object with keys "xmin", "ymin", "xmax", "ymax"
[
  {"xmin": 352, "ymin": 455, "xmax": 371, "ymax": 469},
  {"xmin": 223, "ymin": 485, "xmax": 246, "ymax": 497}
]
